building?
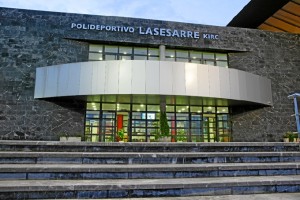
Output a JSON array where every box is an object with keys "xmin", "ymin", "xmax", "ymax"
[{"xmin": 0, "ymin": 6, "xmax": 299, "ymax": 142}]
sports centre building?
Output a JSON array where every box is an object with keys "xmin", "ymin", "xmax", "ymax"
[{"xmin": 0, "ymin": 2, "xmax": 299, "ymax": 142}]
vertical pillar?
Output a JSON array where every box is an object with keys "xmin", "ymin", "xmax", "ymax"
[
  {"xmin": 293, "ymin": 95, "xmax": 300, "ymax": 133},
  {"xmin": 159, "ymin": 45, "xmax": 165, "ymax": 61}
]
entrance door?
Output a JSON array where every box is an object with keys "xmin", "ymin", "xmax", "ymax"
[
  {"xmin": 203, "ymin": 114, "xmax": 216, "ymax": 142},
  {"xmin": 100, "ymin": 111, "xmax": 116, "ymax": 142}
]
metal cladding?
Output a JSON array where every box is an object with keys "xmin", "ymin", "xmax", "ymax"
[{"xmin": 34, "ymin": 60, "xmax": 272, "ymax": 106}]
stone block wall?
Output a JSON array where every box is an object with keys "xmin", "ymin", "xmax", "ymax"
[
  {"xmin": 0, "ymin": 8, "xmax": 88, "ymax": 140},
  {"xmin": 229, "ymin": 32, "xmax": 300, "ymax": 141},
  {"xmin": 0, "ymin": 7, "xmax": 299, "ymax": 141}
]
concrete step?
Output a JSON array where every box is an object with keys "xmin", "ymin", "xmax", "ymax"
[
  {"xmin": 1, "ymin": 151, "xmax": 300, "ymax": 164},
  {"xmin": 0, "ymin": 162, "xmax": 299, "ymax": 180},
  {"xmin": 0, "ymin": 175, "xmax": 300, "ymax": 199},
  {"xmin": 43, "ymin": 193, "xmax": 300, "ymax": 200},
  {"xmin": 0, "ymin": 140, "xmax": 299, "ymax": 152}
]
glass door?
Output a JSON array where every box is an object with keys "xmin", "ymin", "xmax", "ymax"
[
  {"xmin": 203, "ymin": 114, "xmax": 216, "ymax": 142},
  {"xmin": 100, "ymin": 111, "xmax": 116, "ymax": 142}
]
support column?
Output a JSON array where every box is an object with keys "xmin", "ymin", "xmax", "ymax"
[{"xmin": 159, "ymin": 45, "xmax": 165, "ymax": 61}]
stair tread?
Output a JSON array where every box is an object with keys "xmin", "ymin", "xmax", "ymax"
[
  {"xmin": 0, "ymin": 162, "xmax": 299, "ymax": 172},
  {"xmin": 1, "ymin": 151, "xmax": 300, "ymax": 157},
  {"xmin": 1, "ymin": 140, "xmax": 298, "ymax": 147},
  {"xmin": 1, "ymin": 175, "xmax": 300, "ymax": 192}
]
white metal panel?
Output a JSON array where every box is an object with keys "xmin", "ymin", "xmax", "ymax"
[
  {"xmin": 79, "ymin": 62, "xmax": 93, "ymax": 95},
  {"xmin": 208, "ymin": 66, "xmax": 220, "ymax": 98},
  {"xmin": 246, "ymin": 73, "xmax": 259, "ymax": 102},
  {"xmin": 34, "ymin": 60, "xmax": 273, "ymax": 107},
  {"xmin": 172, "ymin": 62, "xmax": 186, "ymax": 95},
  {"xmin": 219, "ymin": 67, "xmax": 230, "ymax": 99},
  {"xmin": 118, "ymin": 61, "xmax": 132, "ymax": 94},
  {"xmin": 34, "ymin": 67, "xmax": 46, "ymax": 98},
  {"xmin": 92, "ymin": 61, "xmax": 105, "ymax": 94},
  {"xmin": 229, "ymin": 69, "xmax": 240, "ymax": 100},
  {"xmin": 145, "ymin": 61, "xmax": 160, "ymax": 94},
  {"xmin": 66, "ymin": 63, "xmax": 81, "ymax": 96},
  {"xmin": 259, "ymin": 76, "xmax": 273, "ymax": 105},
  {"xmin": 159, "ymin": 61, "xmax": 173, "ymax": 95},
  {"xmin": 185, "ymin": 63, "xmax": 198, "ymax": 96},
  {"xmin": 105, "ymin": 61, "xmax": 119, "ymax": 94},
  {"xmin": 197, "ymin": 65, "xmax": 209, "ymax": 97},
  {"xmin": 132, "ymin": 60, "xmax": 146, "ymax": 94},
  {"xmin": 57, "ymin": 64, "xmax": 69, "ymax": 97},
  {"xmin": 237, "ymin": 70, "xmax": 248, "ymax": 101},
  {"xmin": 44, "ymin": 66, "xmax": 58, "ymax": 97}
]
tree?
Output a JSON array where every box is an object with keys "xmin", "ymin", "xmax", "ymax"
[{"xmin": 159, "ymin": 111, "xmax": 170, "ymax": 138}]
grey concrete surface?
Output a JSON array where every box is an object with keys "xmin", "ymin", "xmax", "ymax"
[{"xmin": 44, "ymin": 193, "xmax": 300, "ymax": 200}]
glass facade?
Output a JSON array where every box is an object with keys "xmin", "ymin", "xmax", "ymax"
[
  {"xmin": 89, "ymin": 44, "xmax": 159, "ymax": 61},
  {"xmin": 165, "ymin": 49, "xmax": 228, "ymax": 67},
  {"xmin": 84, "ymin": 95, "xmax": 231, "ymax": 142},
  {"xmin": 89, "ymin": 44, "xmax": 228, "ymax": 67}
]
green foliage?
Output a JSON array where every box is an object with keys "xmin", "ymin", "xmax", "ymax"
[
  {"xmin": 284, "ymin": 131, "xmax": 297, "ymax": 142},
  {"xmin": 159, "ymin": 111, "xmax": 170, "ymax": 138},
  {"xmin": 117, "ymin": 129, "xmax": 124, "ymax": 140},
  {"xmin": 177, "ymin": 129, "xmax": 187, "ymax": 141}
]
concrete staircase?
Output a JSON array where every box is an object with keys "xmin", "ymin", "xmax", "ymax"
[{"xmin": 0, "ymin": 140, "xmax": 299, "ymax": 199}]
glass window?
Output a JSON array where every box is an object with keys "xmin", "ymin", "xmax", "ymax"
[
  {"xmin": 89, "ymin": 44, "xmax": 103, "ymax": 52},
  {"xmin": 147, "ymin": 105, "xmax": 160, "ymax": 112},
  {"xmin": 203, "ymin": 52, "xmax": 214, "ymax": 59},
  {"xmin": 117, "ymin": 104, "xmax": 130, "ymax": 111},
  {"xmin": 167, "ymin": 113, "xmax": 175, "ymax": 120},
  {"xmin": 148, "ymin": 56, "xmax": 159, "ymax": 61},
  {"xmin": 204, "ymin": 60, "xmax": 215, "ymax": 66},
  {"xmin": 118, "ymin": 95, "xmax": 131, "ymax": 103},
  {"xmin": 216, "ymin": 53, "xmax": 227, "ymax": 60},
  {"xmin": 86, "ymin": 111, "xmax": 100, "ymax": 118},
  {"xmin": 176, "ymin": 106, "xmax": 189, "ymax": 113},
  {"xmin": 166, "ymin": 49, "xmax": 175, "ymax": 58},
  {"xmin": 134, "ymin": 47, "xmax": 147, "ymax": 55},
  {"xmin": 176, "ymin": 58, "xmax": 189, "ymax": 62},
  {"xmin": 105, "ymin": 54, "xmax": 117, "ymax": 60},
  {"xmin": 190, "ymin": 106, "xmax": 202, "ymax": 113},
  {"xmin": 165, "ymin": 57, "xmax": 175, "ymax": 61},
  {"xmin": 102, "ymin": 103, "xmax": 115, "ymax": 110},
  {"xmin": 119, "ymin": 46, "xmax": 132, "ymax": 55},
  {"xmin": 217, "ymin": 107, "xmax": 228, "ymax": 113},
  {"xmin": 190, "ymin": 51, "xmax": 202, "ymax": 60},
  {"xmin": 176, "ymin": 113, "xmax": 189, "ymax": 120},
  {"xmin": 203, "ymin": 106, "xmax": 216, "ymax": 113},
  {"xmin": 89, "ymin": 53, "xmax": 103, "ymax": 60},
  {"xmin": 132, "ymin": 104, "xmax": 146, "ymax": 112},
  {"xmin": 102, "ymin": 95, "xmax": 116, "ymax": 102},
  {"xmin": 105, "ymin": 45, "xmax": 118, "ymax": 53},
  {"xmin": 166, "ymin": 105, "xmax": 174, "ymax": 112},
  {"xmin": 132, "ymin": 112, "xmax": 142, "ymax": 119},
  {"xmin": 87, "ymin": 103, "xmax": 100, "ymax": 110},
  {"xmin": 176, "ymin": 50, "xmax": 188, "ymax": 58},
  {"xmin": 134, "ymin": 55, "xmax": 147, "ymax": 60},
  {"xmin": 119, "ymin": 55, "xmax": 132, "ymax": 60},
  {"xmin": 148, "ymin": 48, "xmax": 159, "ymax": 56}
]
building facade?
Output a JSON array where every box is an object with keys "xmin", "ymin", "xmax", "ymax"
[{"xmin": 0, "ymin": 7, "xmax": 299, "ymax": 142}]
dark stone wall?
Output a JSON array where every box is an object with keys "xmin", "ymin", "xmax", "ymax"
[
  {"xmin": 229, "ymin": 32, "xmax": 300, "ymax": 142},
  {"xmin": 0, "ymin": 7, "xmax": 299, "ymax": 141},
  {"xmin": 0, "ymin": 8, "xmax": 88, "ymax": 140}
]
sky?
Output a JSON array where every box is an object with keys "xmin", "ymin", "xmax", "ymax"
[{"xmin": 0, "ymin": 0, "xmax": 250, "ymax": 26}]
